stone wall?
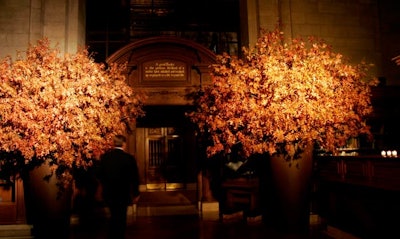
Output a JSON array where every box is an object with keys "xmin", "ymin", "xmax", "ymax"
[
  {"xmin": 0, "ymin": 0, "xmax": 85, "ymax": 59},
  {"xmin": 245, "ymin": 0, "xmax": 400, "ymax": 85},
  {"xmin": 2, "ymin": 0, "xmax": 398, "ymax": 84}
]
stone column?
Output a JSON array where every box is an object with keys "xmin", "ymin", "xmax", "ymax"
[
  {"xmin": 239, "ymin": 0, "xmax": 259, "ymax": 48},
  {"xmin": 239, "ymin": 0, "xmax": 286, "ymax": 48},
  {"xmin": 41, "ymin": 0, "xmax": 85, "ymax": 54}
]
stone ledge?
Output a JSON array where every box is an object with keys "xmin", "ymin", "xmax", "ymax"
[{"xmin": 0, "ymin": 224, "xmax": 33, "ymax": 238}]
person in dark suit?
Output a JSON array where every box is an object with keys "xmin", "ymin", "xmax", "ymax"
[{"xmin": 98, "ymin": 134, "xmax": 140, "ymax": 239}]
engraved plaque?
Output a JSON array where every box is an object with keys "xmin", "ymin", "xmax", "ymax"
[{"xmin": 142, "ymin": 60, "xmax": 187, "ymax": 83}]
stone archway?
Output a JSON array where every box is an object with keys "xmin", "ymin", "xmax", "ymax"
[
  {"xmin": 106, "ymin": 37, "xmax": 217, "ymax": 204},
  {"xmin": 107, "ymin": 36, "xmax": 216, "ymax": 105}
]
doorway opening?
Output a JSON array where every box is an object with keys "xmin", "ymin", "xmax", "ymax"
[
  {"xmin": 136, "ymin": 105, "xmax": 198, "ymax": 192},
  {"xmin": 144, "ymin": 127, "xmax": 184, "ymax": 190}
]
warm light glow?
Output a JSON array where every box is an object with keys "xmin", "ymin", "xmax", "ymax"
[
  {"xmin": 381, "ymin": 150, "xmax": 387, "ymax": 157},
  {"xmin": 188, "ymin": 28, "xmax": 377, "ymax": 158},
  {"xmin": 0, "ymin": 38, "xmax": 146, "ymax": 188}
]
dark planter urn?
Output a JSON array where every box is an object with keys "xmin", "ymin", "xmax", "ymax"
[
  {"xmin": 23, "ymin": 161, "xmax": 72, "ymax": 239},
  {"xmin": 266, "ymin": 145, "xmax": 314, "ymax": 234}
]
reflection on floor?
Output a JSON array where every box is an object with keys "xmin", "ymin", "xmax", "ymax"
[
  {"xmin": 68, "ymin": 190, "xmax": 361, "ymax": 239},
  {"xmin": 135, "ymin": 190, "xmax": 199, "ymax": 217}
]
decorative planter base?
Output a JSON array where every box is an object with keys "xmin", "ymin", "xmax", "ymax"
[
  {"xmin": 266, "ymin": 145, "xmax": 314, "ymax": 234},
  {"xmin": 23, "ymin": 162, "xmax": 72, "ymax": 239}
]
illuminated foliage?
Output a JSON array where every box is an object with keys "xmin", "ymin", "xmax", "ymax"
[
  {"xmin": 189, "ymin": 28, "xmax": 378, "ymax": 159},
  {"xmin": 0, "ymin": 38, "xmax": 145, "ymax": 184}
]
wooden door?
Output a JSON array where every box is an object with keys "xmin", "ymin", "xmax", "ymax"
[
  {"xmin": 0, "ymin": 179, "xmax": 25, "ymax": 224},
  {"xmin": 145, "ymin": 127, "xmax": 184, "ymax": 190}
]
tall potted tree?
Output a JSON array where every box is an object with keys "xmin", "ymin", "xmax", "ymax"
[
  {"xmin": 0, "ymin": 38, "xmax": 145, "ymax": 238},
  {"xmin": 188, "ymin": 28, "xmax": 377, "ymax": 234}
]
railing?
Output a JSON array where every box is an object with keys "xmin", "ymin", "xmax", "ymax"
[
  {"xmin": 315, "ymin": 155, "xmax": 400, "ymax": 238},
  {"xmin": 316, "ymin": 155, "xmax": 400, "ymax": 191}
]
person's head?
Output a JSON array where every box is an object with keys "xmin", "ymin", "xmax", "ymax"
[{"xmin": 113, "ymin": 134, "xmax": 127, "ymax": 148}]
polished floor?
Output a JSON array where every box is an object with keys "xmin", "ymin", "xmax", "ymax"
[
  {"xmin": 68, "ymin": 212, "xmax": 335, "ymax": 239},
  {"xmin": 66, "ymin": 190, "xmax": 356, "ymax": 239}
]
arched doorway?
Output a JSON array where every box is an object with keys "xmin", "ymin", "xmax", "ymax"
[{"xmin": 106, "ymin": 37, "xmax": 216, "ymax": 202}]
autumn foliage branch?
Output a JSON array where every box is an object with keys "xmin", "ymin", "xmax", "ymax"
[
  {"xmin": 189, "ymin": 28, "xmax": 378, "ymax": 159},
  {"xmin": 0, "ymin": 38, "xmax": 145, "ymax": 184}
]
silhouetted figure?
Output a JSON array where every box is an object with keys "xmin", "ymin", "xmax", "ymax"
[{"xmin": 98, "ymin": 134, "xmax": 140, "ymax": 239}]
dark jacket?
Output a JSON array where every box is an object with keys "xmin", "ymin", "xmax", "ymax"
[{"xmin": 98, "ymin": 148, "xmax": 140, "ymax": 206}]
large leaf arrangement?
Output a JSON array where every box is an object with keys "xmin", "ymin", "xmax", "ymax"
[
  {"xmin": 189, "ymin": 28, "xmax": 378, "ymax": 160},
  {"xmin": 0, "ymin": 38, "xmax": 145, "ymax": 184}
]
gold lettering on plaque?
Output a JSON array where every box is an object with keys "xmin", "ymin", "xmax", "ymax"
[{"xmin": 143, "ymin": 61, "xmax": 186, "ymax": 81}]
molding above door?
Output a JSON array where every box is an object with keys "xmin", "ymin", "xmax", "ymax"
[{"xmin": 106, "ymin": 36, "xmax": 217, "ymax": 105}]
